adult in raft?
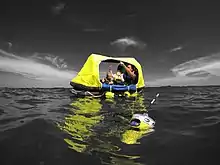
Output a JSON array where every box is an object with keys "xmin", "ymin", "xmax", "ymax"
[{"xmin": 119, "ymin": 62, "xmax": 138, "ymax": 85}]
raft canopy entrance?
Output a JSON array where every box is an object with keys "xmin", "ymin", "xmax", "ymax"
[{"xmin": 99, "ymin": 59, "xmax": 139, "ymax": 84}]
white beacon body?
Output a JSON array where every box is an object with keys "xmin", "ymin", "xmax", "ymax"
[{"xmin": 130, "ymin": 113, "xmax": 156, "ymax": 129}]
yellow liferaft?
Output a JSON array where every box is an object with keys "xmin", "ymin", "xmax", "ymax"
[{"xmin": 70, "ymin": 54, "xmax": 145, "ymax": 89}]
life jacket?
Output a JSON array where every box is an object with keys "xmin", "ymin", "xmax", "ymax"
[{"xmin": 113, "ymin": 72, "xmax": 124, "ymax": 85}]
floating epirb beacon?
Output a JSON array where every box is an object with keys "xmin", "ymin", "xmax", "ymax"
[{"xmin": 130, "ymin": 113, "xmax": 155, "ymax": 130}]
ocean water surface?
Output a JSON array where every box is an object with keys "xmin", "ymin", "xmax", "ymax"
[{"xmin": 0, "ymin": 86, "xmax": 219, "ymax": 165}]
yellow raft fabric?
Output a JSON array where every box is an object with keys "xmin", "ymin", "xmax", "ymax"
[{"xmin": 70, "ymin": 53, "xmax": 145, "ymax": 89}]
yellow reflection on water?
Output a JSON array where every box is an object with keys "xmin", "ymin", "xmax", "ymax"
[
  {"xmin": 121, "ymin": 128, "xmax": 154, "ymax": 145},
  {"xmin": 58, "ymin": 94, "xmax": 154, "ymax": 164},
  {"xmin": 120, "ymin": 95, "xmax": 155, "ymax": 145},
  {"xmin": 58, "ymin": 97, "xmax": 104, "ymax": 153},
  {"xmin": 102, "ymin": 94, "xmax": 155, "ymax": 145}
]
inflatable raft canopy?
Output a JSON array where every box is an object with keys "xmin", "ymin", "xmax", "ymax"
[{"xmin": 70, "ymin": 53, "xmax": 145, "ymax": 94}]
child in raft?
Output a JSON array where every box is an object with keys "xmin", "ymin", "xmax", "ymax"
[
  {"xmin": 101, "ymin": 66, "xmax": 114, "ymax": 84},
  {"xmin": 101, "ymin": 71, "xmax": 114, "ymax": 84},
  {"xmin": 101, "ymin": 65, "xmax": 124, "ymax": 85},
  {"xmin": 112, "ymin": 69, "xmax": 124, "ymax": 85}
]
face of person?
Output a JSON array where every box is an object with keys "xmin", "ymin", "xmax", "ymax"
[{"xmin": 127, "ymin": 64, "xmax": 133, "ymax": 72}]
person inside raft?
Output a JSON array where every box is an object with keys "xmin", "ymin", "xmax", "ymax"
[
  {"xmin": 112, "ymin": 68, "xmax": 124, "ymax": 85},
  {"xmin": 101, "ymin": 66, "xmax": 114, "ymax": 84},
  {"xmin": 119, "ymin": 62, "xmax": 138, "ymax": 85}
]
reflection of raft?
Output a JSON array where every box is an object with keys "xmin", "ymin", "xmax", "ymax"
[
  {"xmin": 70, "ymin": 54, "xmax": 145, "ymax": 98},
  {"xmin": 57, "ymin": 97, "xmax": 103, "ymax": 153}
]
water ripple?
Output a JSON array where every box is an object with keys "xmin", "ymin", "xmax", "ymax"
[{"xmin": 0, "ymin": 86, "xmax": 220, "ymax": 164}]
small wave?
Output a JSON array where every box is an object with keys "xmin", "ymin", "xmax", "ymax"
[
  {"xmin": 192, "ymin": 116, "xmax": 220, "ymax": 128},
  {"xmin": 0, "ymin": 114, "xmax": 44, "ymax": 132}
]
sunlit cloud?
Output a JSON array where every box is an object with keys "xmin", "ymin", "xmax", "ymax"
[
  {"xmin": 110, "ymin": 37, "xmax": 147, "ymax": 51},
  {"xmin": 30, "ymin": 53, "xmax": 68, "ymax": 69},
  {"xmin": 7, "ymin": 42, "xmax": 12, "ymax": 48},
  {"xmin": 0, "ymin": 49, "xmax": 76, "ymax": 87},
  {"xmin": 0, "ymin": 49, "xmax": 22, "ymax": 60},
  {"xmin": 148, "ymin": 52, "xmax": 220, "ymax": 86},
  {"xmin": 171, "ymin": 53, "xmax": 220, "ymax": 77},
  {"xmin": 170, "ymin": 46, "xmax": 183, "ymax": 52}
]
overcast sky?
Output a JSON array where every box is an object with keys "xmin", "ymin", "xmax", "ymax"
[{"xmin": 1, "ymin": 0, "xmax": 220, "ymax": 87}]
